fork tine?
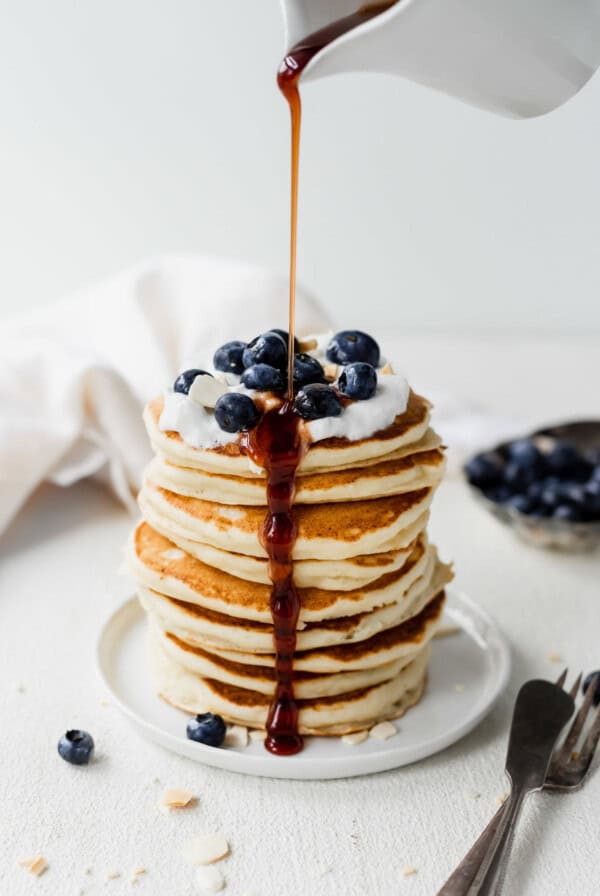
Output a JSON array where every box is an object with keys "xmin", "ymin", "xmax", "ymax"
[
  {"xmin": 555, "ymin": 673, "xmax": 597, "ymax": 763},
  {"xmin": 578, "ymin": 701, "xmax": 600, "ymax": 768},
  {"xmin": 555, "ymin": 668, "xmax": 569, "ymax": 689},
  {"xmin": 568, "ymin": 672, "xmax": 583, "ymax": 700}
]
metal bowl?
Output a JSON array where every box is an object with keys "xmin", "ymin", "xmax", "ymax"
[{"xmin": 466, "ymin": 420, "xmax": 600, "ymax": 552}]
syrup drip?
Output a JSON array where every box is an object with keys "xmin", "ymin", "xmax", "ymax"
[{"xmin": 249, "ymin": 2, "xmax": 395, "ymax": 755}]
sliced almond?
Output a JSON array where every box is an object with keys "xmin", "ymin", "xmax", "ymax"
[
  {"xmin": 106, "ymin": 869, "xmax": 121, "ymax": 880},
  {"xmin": 341, "ymin": 730, "xmax": 368, "ymax": 746},
  {"xmin": 547, "ymin": 651, "xmax": 562, "ymax": 663},
  {"xmin": 196, "ymin": 865, "xmax": 225, "ymax": 893},
  {"xmin": 19, "ymin": 856, "xmax": 48, "ymax": 877},
  {"xmin": 323, "ymin": 363, "xmax": 340, "ymax": 381},
  {"xmin": 299, "ymin": 337, "xmax": 318, "ymax": 352},
  {"xmin": 434, "ymin": 624, "xmax": 461, "ymax": 639},
  {"xmin": 224, "ymin": 725, "xmax": 248, "ymax": 749},
  {"xmin": 182, "ymin": 834, "xmax": 230, "ymax": 866},
  {"xmin": 380, "ymin": 362, "xmax": 394, "ymax": 375},
  {"xmin": 402, "ymin": 866, "xmax": 417, "ymax": 877},
  {"xmin": 188, "ymin": 374, "xmax": 228, "ymax": 409},
  {"xmin": 369, "ymin": 721, "xmax": 397, "ymax": 741},
  {"xmin": 161, "ymin": 788, "xmax": 196, "ymax": 809}
]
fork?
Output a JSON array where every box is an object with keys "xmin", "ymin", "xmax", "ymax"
[{"xmin": 438, "ymin": 670, "xmax": 600, "ymax": 895}]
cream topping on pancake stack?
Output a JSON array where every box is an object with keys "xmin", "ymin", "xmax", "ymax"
[{"xmin": 128, "ymin": 331, "xmax": 453, "ymax": 737}]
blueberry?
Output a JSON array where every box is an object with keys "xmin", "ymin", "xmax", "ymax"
[
  {"xmin": 503, "ymin": 460, "xmax": 538, "ymax": 491},
  {"xmin": 213, "ymin": 341, "xmax": 246, "ymax": 375},
  {"xmin": 545, "ymin": 441, "xmax": 582, "ymax": 477},
  {"xmin": 507, "ymin": 438, "xmax": 544, "ymax": 469},
  {"xmin": 582, "ymin": 671, "xmax": 600, "ymax": 707},
  {"xmin": 540, "ymin": 481, "xmax": 563, "ymax": 510},
  {"xmin": 242, "ymin": 332, "xmax": 288, "ymax": 370},
  {"xmin": 293, "ymin": 353, "xmax": 327, "ymax": 391},
  {"xmin": 338, "ymin": 363, "xmax": 378, "ymax": 401},
  {"xmin": 186, "ymin": 713, "xmax": 226, "ymax": 747},
  {"xmin": 241, "ymin": 364, "xmax": 285, "ymax": 393},
  {"xmin": 561, "ymin": 482, "xmax": 587, "ymax": 507},
  {"xmin": 326, "ymin": 330, "xmax": 380, "ymax": 367},
  {"xmin": 173, "ymin": 368, "xmax": 213, "ymax": 395},
  {"xmin": 527, "ymin": 481, "xmax": 545, "ymax": 502},
  {"xmin": 294, "ymin": 384, "xmax": 343, "ymax": 420},
  {"xmin": 464, "ymin": 453, "xmax": 504, "ymax": 489},
  {"xmin": 591, "ymin": 466, "xmax": 600, "ymax": 483},
  {"xmin": 484, "ymin": 484, "xmax": 512, "ymax": 504},
  {"xmin": 506, "ymin": 493, "xmax": 533, "ymax": 514},
  {"xmin": 583, "ymin": 479, "xmax": 600, "ymax": 517},
  {"xmin": 57, "ymin": 729, "xmax": 94, "ymax": 765},
  {"xmin": 270, "ymin": 329, "xmax": 300, "ymax": 354},
  {"xmin": 214, "ymin": 393, "xmax": 260, "ymax": 432},
  {"xmin": 553, "ymin": 503, "xmax": 582, "ymax": 522}
]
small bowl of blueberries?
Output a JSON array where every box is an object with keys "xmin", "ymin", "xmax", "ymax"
[{"xmin": 464, "ymin": 421, "xmax": 600, "ymax": 551}]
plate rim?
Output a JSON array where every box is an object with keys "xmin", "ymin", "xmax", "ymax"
[{"xmin": 96, "ymin": 588, "xmax": 510, "ymax": 780}]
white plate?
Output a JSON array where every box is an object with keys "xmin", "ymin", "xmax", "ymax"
[{"xmin": 96, "ymin": 589, "xmax": 510, "ymax": 780}]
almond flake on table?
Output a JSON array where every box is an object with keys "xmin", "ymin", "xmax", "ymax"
[
  {"xmin": 196, "ymin": 865, "xmax": 225, "ymax": 893},
  {"xmin": 224, "ymin": 725, "xmax": 248, "ymax": 748},
  {"xmin": 182, "ymin": 834, "xmax": 230, "ymax": 866},
  {"xmin": 547, "ymin": 651, "xmax": 562, "ymax": 663},
  {"xmin": 341, "ymin": 730, "xmax": 368, "ymax": 745},
  {"xmin": 402, "ymin": 866, "xmax": 417, "ymax": 877},
  {"xmin": 19, "ymin": 856, "xmax": 48, "ymax": 877},
  {"xmin": 106, "ymin": 869, "xmax": 121, "ymax": 880},
  {"xmin": 369, "ymin": 721, "xmax": 397, "ymax": 741},
  {"xmin": 161, "ymin": 788, "xmax": 196, "ymax": 809}
]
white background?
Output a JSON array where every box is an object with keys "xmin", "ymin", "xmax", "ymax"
[{"xmin": 1, "ymin": 0, "xmax": 600, "ymax": 335}]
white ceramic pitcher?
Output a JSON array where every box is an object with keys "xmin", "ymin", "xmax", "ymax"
[{"xmin": 280, "ymin": 0, "xmax": 600, "ymax": 118}]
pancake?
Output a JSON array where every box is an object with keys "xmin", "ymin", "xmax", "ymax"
[
  {"xmin": 144, "ymin": 389, "xmax": 432, "ymax": 478},
  {"xmin": 137, "ymin": 560, "xmax": 451, "ymax": 654},
  {"xmin": 138, "ymin": 481, "xmax": 434, "ymax": 560},
  {"xmin": 129, "ymin": 521, "xmax": 436, "ymax": 622},
  {"xmin": 150, "ymin": 634, "xmax": 430, "ymax": 735},
  {"xmin": 144, "ymin": 442, "xmax": 446, "ymax": 506}
]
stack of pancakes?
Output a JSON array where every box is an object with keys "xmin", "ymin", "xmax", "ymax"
[{"xmin": 129, "ymin": 388, "xmax": 452, "ymax": 736}]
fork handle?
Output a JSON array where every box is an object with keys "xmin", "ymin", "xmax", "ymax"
[
  {"xmin": 436, "ymin": 804, "xmax": 506, "ymax": 894},
  {"xmin": 466, "ymin": 788, "xmax": 527, "ymax": 895}
]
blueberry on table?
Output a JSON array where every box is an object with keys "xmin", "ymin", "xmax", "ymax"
[
  {"xmin": 270, "ymin": 328, "xmax": 300, "ymax": 354},
  {"xmin": 582, "ymin": 672, "xmax": 600, "ymax": 707},
  {"xmin": 212, "ymin": 341, "xmax": 247, "ymax": 375},
  {"xmin": 173, "ymin": 369, "xmax": 213, "ymax": 395},
  {"xmin": 338, "ymin": 363, "xmax": 378, "ymax": 401},
  {"xmin": 464, "ymin": 453, "xmax": 504, "ymax": 489},
  {"xmin": 57, "ymin": 729, "xmax": 94, "ymax": 765},
  {"xmin": 326, "ymin": 330, "xmax": 380, "ymax": 367},
  {"xmin": 294, "ymin": 384, "xmax": 343, "ymax": 420},
  {"xmin": 293, "ymin": 353, "xmax": 327, "ymax": 391},
  {"xmin": 241, "ymin": 363, "xmax": 285, "ymax": 393},
  {"xmin": 214, "ymin": 393, "xmax": 260, "ymax": 432},
  {"xmin": 186, "ymin": 713, "xmax": 226, "ymax": 747},
  {"xmin": 242, "ymin": 332, "xmax": 288, "ymax": 370}
]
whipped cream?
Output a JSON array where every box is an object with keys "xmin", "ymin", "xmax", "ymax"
[
  {"xmin": 307, "ymin": 374, "xmax": 409, "ymax": 443},
  {"xmin": 159, "ymin": 335, "xmax": 409, "ymax": 450}
]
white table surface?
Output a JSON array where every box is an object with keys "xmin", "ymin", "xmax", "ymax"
[{"xmin": 1, "ymin": 334, "xmax": 599, "ymax": 896}]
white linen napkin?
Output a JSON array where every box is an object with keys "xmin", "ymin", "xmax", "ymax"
[{"xmin": 0, "ymin": 254, "xmax": 330, "ymax": 536}]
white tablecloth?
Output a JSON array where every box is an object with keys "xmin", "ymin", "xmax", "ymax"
[{"xmin": 1, "ymin": 334, "xmax": 598, "ymax": 896}]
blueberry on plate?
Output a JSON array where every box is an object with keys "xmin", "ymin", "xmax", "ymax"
[
  {"xmin": 270, "ymin": 328, "xmax": 300, "ymax": 354},
  {"xmin": 293, "ymin": 353, "xmax": 327, "ymax": 391},
  {"xmin": 214, "ymin": 393, "xmax": 260, "ymax": 433},
  {"xmin": 591, "ymin": 466, "xmax": 600, "ymax": 483},
  {"xmin": 212, "ymin": 341, "xmax": 246, "ymax": 375},
  {"xmin": 186, "ymin": 713, "xmax": 226, "ymax": 747},
  {"xmin": 582, "ymin": 671, "xmax": 600, "ymax": 707},
  {"xmin": 338, "ymin": 362, "xmax": 377, "ymax": 401},
  {"xmin": 484, "ymin": 484, "xmax": 512, "ymax": 504},
  {"xmin": 242, "ymin": 332, "xmax": 288, "ymax": 370},
  {"xmin": 540, "ymin": 480, "xmax": 564, "ymax": 510},
  {"xmin": 326, "ymin": 330, "xmax": 380, "ymax": 367},
  {"xmin": 241, "ymin": 363, "xmax": 285, "ymax": 393},
  {"xmin": 294, "ymin": 384, "xmax": 343, "ymax": 420},
  {"xmin": 545, "ymin": 441, "xmax": 582, "ymax": 477},
  {"xmin": 173, "ymin": 368, "xmax": 213, "ymax": 395},
  {"xmin": 583, "ymin": 479, "xmax": 600, "ymax": 517},
  {"xmin": 464, "ymin": 452, "xmax": 504, "ymax": 489},
  {"xmin": 58, "ymin": 729, "xmax": 94, "ymax": 765}
]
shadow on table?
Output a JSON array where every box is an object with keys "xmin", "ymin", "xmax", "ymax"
[{"xmin": 0, "ymin": 480, "xmax": 130, "ymax": 559}]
